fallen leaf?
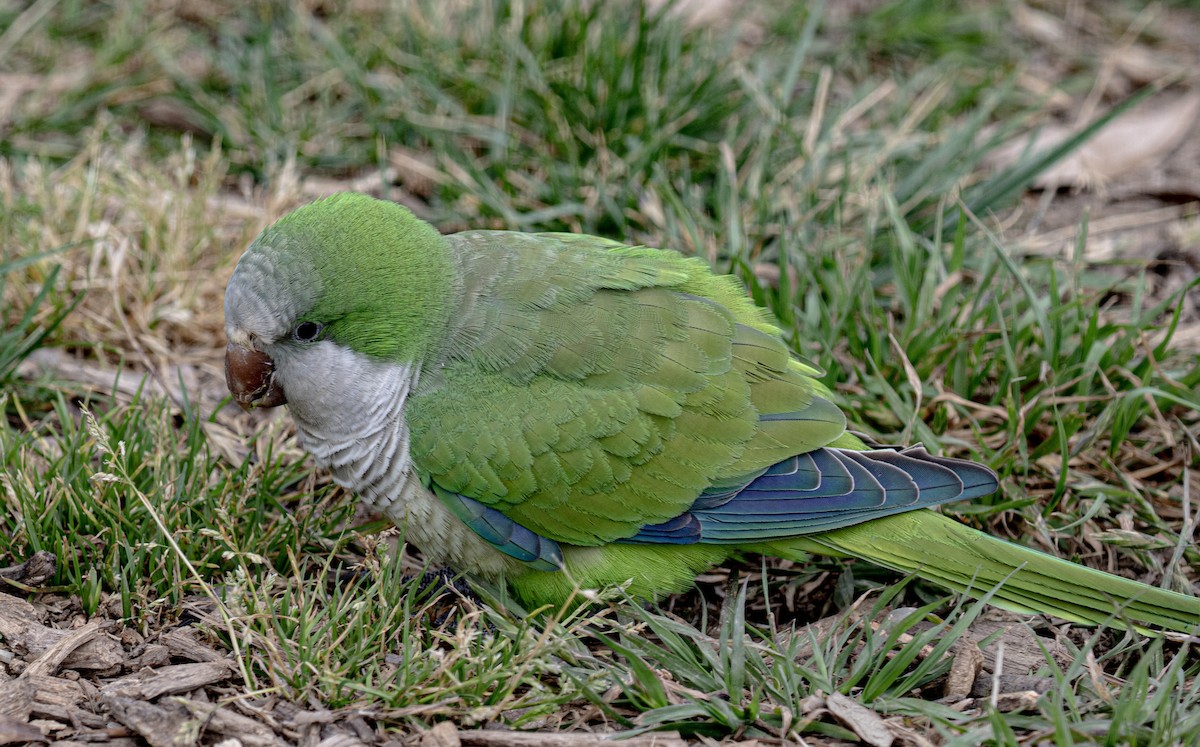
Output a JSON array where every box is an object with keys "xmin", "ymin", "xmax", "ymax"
[
  {"xmin": 825, "ymin": 692, "xmax": 893, "ymax": 747},
  {"xmin": 420, "ymin": 722, "xmax": 461, "ymax": 747},
  {"xmin": 989, "ymin": 92, "xmax": 1200, "ymax": 190}
]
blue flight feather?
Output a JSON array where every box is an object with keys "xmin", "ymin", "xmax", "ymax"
[
  {"xmin": 624, "ymin": 446, "xmax": 997, "ymax": 544},
  {"xmin": 433, "ymin": 487, "xmax": 564, "ymax": 571}
]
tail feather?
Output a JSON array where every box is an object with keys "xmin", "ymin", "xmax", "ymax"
[{"xmin": 773, "ymin": 510, "xmax": 1200, "ymax": 634}]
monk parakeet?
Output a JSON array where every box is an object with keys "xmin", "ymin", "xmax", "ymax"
[{"xmin": 224, "ymin": 193, "xmax": 1200, "ymax": 633}]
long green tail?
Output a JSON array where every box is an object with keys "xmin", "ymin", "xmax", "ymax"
[{"xmin": 772, "ymin": 510, "xmax": 1200, "ymax": 634}]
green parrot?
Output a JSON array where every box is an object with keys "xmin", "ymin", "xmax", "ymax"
[{"xmin": 224, "ymin": 192, "xmax": 1200, "ymax": 633}]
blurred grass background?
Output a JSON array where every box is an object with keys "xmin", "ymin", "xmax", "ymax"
[{"xmin": 2, "ymin": 0, "xmax": 1200, "ymax": 743}]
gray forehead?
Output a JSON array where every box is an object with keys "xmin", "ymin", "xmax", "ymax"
[{"xmin": 224, "ymin": 233, "xmax": 320, "ymax": 342}]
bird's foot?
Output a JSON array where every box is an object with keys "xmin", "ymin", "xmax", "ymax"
[{"xmin": 409, "ymin": 568, "xmax": 487, "ymax": 629}]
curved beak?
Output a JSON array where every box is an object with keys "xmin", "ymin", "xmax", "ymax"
[{"xmin": 225, "ymin": 343, "xmax": 287, "ymax": 410}]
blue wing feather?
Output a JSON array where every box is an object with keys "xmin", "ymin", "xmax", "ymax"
[
  {"xmin": 622, "ymin": 512, "xmax": 702, "ymax": 543},
  {"xmin": 624, "ymin": 446, "xmax": 997, "ymax": 544},
  {"xmin": 431, "ymin": 441, "xmax": 996, "ymax": 555},
  {"xmin": 434, "ymin": 487, "xmax": 565, "ymax": 571}
]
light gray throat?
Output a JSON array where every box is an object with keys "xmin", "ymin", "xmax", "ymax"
[{"xmin": 289, "ymin": 355, "xmax": 418, "ymax": 510}]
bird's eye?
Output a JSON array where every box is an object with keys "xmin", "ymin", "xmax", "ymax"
[{"xmin": 291, "ymin": 321, "xmax": 324, "ymax": 342}]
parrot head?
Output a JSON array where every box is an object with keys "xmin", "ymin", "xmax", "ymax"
[{"xmin": 223, "ymin": 193, "xmax": 456, "ymax": 418}]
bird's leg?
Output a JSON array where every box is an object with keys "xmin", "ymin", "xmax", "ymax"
[
  {"xmin": 337, "ymin": 565, "xmax": 485, "ymax": 628},
  {"xmin": 410, "ymin": 568, "xmax": 485, "ymax": 628}
]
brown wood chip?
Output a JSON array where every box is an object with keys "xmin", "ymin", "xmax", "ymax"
[
  {"xmin": 0, "ymin": 714, "xmax": 44, "ymax": 745},
  {"xmin": 103, "ymin": 696, "xmax": 196, "ymax": 747},
  {"xmin": 161, "ymin": 629, "xmax": 229, "ymax": 663},
  {"xmin": 101, "ymin": 662, "xmax": 233, "ymax": 700},
  {"xmin": 945, "ymin": 641, "xmax": 984, "ymax": 700},
  {"xmin": 966, "ymin": 617, "xmax": 1062, "ymax": 674},
  {"xmin": 0, "ymin": 594, "xmax": 122, "ymax": 674},
  {"xmin": 22, "ymin": 622, "xmax": 110, "ymax": 678},
  {"xmin": 459, "ymin": 730, "xmax": 688, "ymax": 747},
  {"xmin": 0, "ymin": 678, "xmax": 32, "ymax": 723},
  {"xmin": 0, "ymin": 593, "xmax": 50, "ymax": 640},
  {"xmin": 25, "ymin": 674, "xmax": 88, "ymax": 720},
  {"xmin": 178, "ymin": 700, "xmax": 287, "ymax": 747},
  {"xmin": 128, "ymin": 643, "xmax": 172, "ymax": 669},
  {"xmin": 0, "ymin": 552, "xmax": 56, "ymax": 588}
]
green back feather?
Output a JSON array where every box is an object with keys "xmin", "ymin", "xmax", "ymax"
[{"xmin": 407, "ymin": 230, "xmax": 846, "ymax": 546}]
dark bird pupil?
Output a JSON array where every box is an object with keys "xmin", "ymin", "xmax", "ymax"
[{"xmin": 295, "ymin": 322, "xmax": 321, "ymax": 341}]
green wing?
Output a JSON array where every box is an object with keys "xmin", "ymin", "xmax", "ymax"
[{"xmin": 407, "ymin": 231, "xmax": 845, "ymax": 548}]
